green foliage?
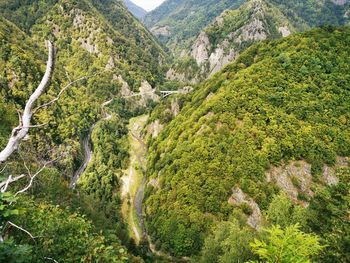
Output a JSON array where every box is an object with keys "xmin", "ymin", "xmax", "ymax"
[
  {"xmin": 0, "ymin": 100, "xmax": 16, "ymax": 149},
  {"xmin": 0, "ymin": 238, "xmax": 32, "ymax": 263},
  {"xmin": 0, "ymin": 192, "xmax": 19, "ymax": 220},
  {"xmin": 204, "ymin": 0, "xmax": 288, "ymax": 51},
  {"xmin": 0, "ymin": 0, "xmax": 58, "ymax": 33},
  {"xmin": 307, "ymin": 168, "xmax": 350, "ymax": 262},
  {"xmin": 0, "ymin": 192, "xmax": 19, "ymax": 240},
  {"xmin": 162, "ymin": 0, "xmax": 350, "ymax": 81},
  {"xmin": 249, "ymin": 224, "xmax": 323, "ymax": 263},
  {"xmin": 0, "ymin": 0, "xmax": 167, "ymax": 260},
  {"xmin": 144, "ymin": 0, "xmax": 246, "ymax": 52},
  {"xmin": 14, "ymin": 200, "xmax": 129, "ymax": 263},
  {"xmin": 270, "ymin": 0, "xmax": 350, "ymax": 27},
  {"xmin": 266, "ymin": 192, "xmax": 307, "ymax": 228},
  {"xmin": 197, "ymin": 216, "xmax": 256, "ymax": 263},
  {"xmin": 145, "ymin": 27, "xmax": 350, "ymax": 256},
  {"xmin": 79, "ymin": 116, "xmax": 129, "ymax": 205}
]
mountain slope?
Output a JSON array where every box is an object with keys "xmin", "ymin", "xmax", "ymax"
[
  {"xmin": 0, "ymin": 15, "xmax": 133, "ymax": 262},
  {"xmin": 144, "ymin": 27, "xmax": 350, "ymax": 257},
  {"xmin": 0, "ymin": 0, "xmax": 168, "ymax": 261},
  {"xmin": 124, "ymin": 0, "xmax": 147, "ymax": 20},
  {"xmin": 167, "ymin": 0, "xmax": 350, "ymax": 83},
  {"xmin": 0, "ymin": 0, "xmax": 166, "ymax": 83},
  {"xmin": 144, "ymin": 0, "xmax": 247, "ymax": 53}
]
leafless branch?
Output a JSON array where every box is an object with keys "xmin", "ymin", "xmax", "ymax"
[
  {"xmin": 22, "ymin": 123, "xmax": 48, "ymax": 129},
  {"xmin": 0, "ymin": 175, "xmax": 26, "ymax": 193},
  {"xmin": 16, "ymin": 110, "xmax": 22, "ymax": 126},
  {"xmin": 0, "ymin": 41, "xmax": 56, "ymax": 164},
  {"xmin": 13, "ymin": 158, "xmax": 58, "ymax": 199},
  {"xmin": 65, "ymin": 70, "xmax": 72, "ymax": 82},
  {"xmin": 0, "ymin": 164, "xmax": 8, "ymax": 174},
  {"xmin": 19, "ymin": 155, "xmax": 32, "ymax": 177},
  {"xmin": 7, "ymin": 221, "xmax": 37, "ymax": 242},
  {"xmin": 34, "ymin": 72, "xmax": 102, "ymax": 114},
  {"xmin": 0, "ymin": 175, "xmax": 12, "ymax": 193},
  {"xmin": 44, "ymin": 257, "xmax": 59, "ymax": 263}
]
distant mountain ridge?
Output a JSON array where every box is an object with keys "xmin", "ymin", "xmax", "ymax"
[
  {"xmin": 161, "ymin": 0, "xmax": 350, "ymax": 83},
  {"xmin": 124, "ymin": 0, "xmax": 147, "ymax": 19},
  {"xmin": 144, "ymin": 0, "xmax": 247, "ymax": 53}
]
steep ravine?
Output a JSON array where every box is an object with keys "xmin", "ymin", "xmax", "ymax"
[
  {"xmin": 121, "ymin": 115, "xmax": 149, "ymax": 242},
  {"xmin": 121, "ymin": 114, "xmax": 189, "ymax": 262}
]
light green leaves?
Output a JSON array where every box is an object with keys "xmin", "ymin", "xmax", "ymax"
[{"xmin": 249, "ymin": 224, "xmax": 323, "ymax": 263}]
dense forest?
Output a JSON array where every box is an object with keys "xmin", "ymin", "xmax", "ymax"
[
  {"xmin": 144, "ymin": 0, "xmax": 247, "ymax": 53},
  {"xmin": 0, "ymin": 0, "xmax": 164, "ymax": 261},
  {"xmin": 162, "ymin": 0, "xmax": 350, "ymax": 83},
  {"xmin": 144, "ymin": 27, "xmax": 350, "ymax": 260},
  {"xmin": 1, "ymin": 0, "xmax": 350, "ymax": 262}
]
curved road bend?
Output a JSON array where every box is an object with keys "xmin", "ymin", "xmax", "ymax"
[{"xmin": 70, "ymin": 99, "xmax": 113, "ymax": 189}]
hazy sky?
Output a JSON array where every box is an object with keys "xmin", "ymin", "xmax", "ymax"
[{"xmin": 131, "ymin": 0, "xmax": 166, "ymax": 11}]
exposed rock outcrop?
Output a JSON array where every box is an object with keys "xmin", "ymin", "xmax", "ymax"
[
  {"xmin": 191, "ymin": 32, "xmax": 211, "ymax": 65},
  {"xmin": 190, "ymin": 0, "xmax": 271, "ymax": 76},
  {"xmin": 166, "ymin": 68, "xmax": 186, "ymax": 82},
  {"xmin": 322, "ymin": 156, "xmax": 349, "ymax": 185},
  {"xmin": 139, "ymin": 80, "xmax": 160, "ymax": 106},
  {"xmin": 228, "ymin": 188, "xmax": 262, "ymax": 230},
  {"xmin": 208, "ymin": 40, "xmax": 237, "ymax": 75},
  {"xmin": 71, "ymin": 9, "xmax": 101, "ymax": 55},
  {"xmin": 166, "ymin": 68, "xmax": 199, "ymax": 84},
  {"xmin": 147, "ymin": 119, "xmax": 164, "ymax": 138},
  {"xmin": 171, "ymin": 98, "xmax": 180, "ymax": 117},
  {"xmin": 114, "ymin": 75, "xmax": 134, "ymax": 97},
  {"xmin": 151, "ymin": 26, "xmax": 171, "ymax": 36},
  {"xmin": 331, "ymin": 0, "xmax": 349, "ymax": 5},
  {"xmin": 278, "ymin": 26, "xmax": 291, "ymax": 37},
  {"xmin": 266, "ymin": 157, "xmax": 349, "ymax": 205},
  {"xmin": 266, "ymin": 160, "xmax": 313, "ymax": 205}
]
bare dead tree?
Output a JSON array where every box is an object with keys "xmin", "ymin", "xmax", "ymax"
[
  {"xmin": 0, "ymin": 41, "xmax": 56, "ymax": 164},
  {"xmin": 0, "ymin": 40, "xmax": 96, "ymax": 262}
]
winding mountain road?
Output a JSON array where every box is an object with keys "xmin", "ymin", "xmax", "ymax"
[{"xmin": 70, "ymin": 99, "xmax": 113, "ymax": 189}]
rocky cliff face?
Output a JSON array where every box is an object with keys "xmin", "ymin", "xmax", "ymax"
[
  {"xmin": 191, "ymin": 32, "xmax": 211, "ymax": 65},
  {"xmin": 144, "ymin": 0, "xmax": 247, "ymax": 55},
  {"xmin": 190, "ymin": 0, "xmax": 293, "ymax": 77},
  {"xmin": 167, "ymin": 0, "xmax": 350, "ymax": 84},
  {"xmin": 151, "ymin": 25, "xmax": 171, "ymax": 36},
  {"xmin": 331, "ymin": 0, "xmax": 349, "ymax": 5}
]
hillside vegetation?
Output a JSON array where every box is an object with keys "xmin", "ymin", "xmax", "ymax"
[
  {"xmin": 144, "ymin": 27, "xmax": 350, "ymax": 258},
  {"xmin": 1, "ymin": 0, "xmax": 350, "ymax": 262},
  {"xmin": 144, "ymin": 0, "xmax": 247, "ymax": 53},
  {"xmin": 0, "ymin": 0, "xmax": 166, "ymax": 261},
  {"xmin": 168, "ymin": 0, "xmax": 350, "ymax": 82}
]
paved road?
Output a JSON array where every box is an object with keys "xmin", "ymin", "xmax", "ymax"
[
  {"xmin": 70, "ymin": 124, "xmax": 94, "ymax": 189},
  {"xmin": 70, "ymin": 99, "xmax": 113, "ymax": 189}
]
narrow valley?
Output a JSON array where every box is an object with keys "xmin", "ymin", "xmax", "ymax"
[
  {"xmin": 121, "ymin": 115, "xmax": 148, "ymax": 243},
  {"xmin": 1, "ymin": 0, "xmax": 350, "ymax": 262}
]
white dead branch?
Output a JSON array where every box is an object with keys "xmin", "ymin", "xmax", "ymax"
[{"xmin": 0, "ymin": 41, "xmax": 56, "ymax": 163}]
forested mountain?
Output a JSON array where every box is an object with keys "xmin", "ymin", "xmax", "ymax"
[
  {"xmin": 151, "ymin": 0, "xmax": 350, "ymax": 82},
  {"xmin": 0, "ymin": 0, "xmax": 166, "ymax": 261},
  {"xmin": 144, "ymin": 0, "xmax": 247, "ymax": 53},
  {"xmin": 1, "ymin": 0, "xmax": 350, "ymax": 262},
  {"xmin": 124, "ymin": 0, "xmax": 147, "ymax": 20},
  {"xmin": 144, "ymin": 27, "xmax": 350, "ymax": 260}
]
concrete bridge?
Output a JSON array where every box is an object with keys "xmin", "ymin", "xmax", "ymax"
[{"xmin": 160, "ymin": 90, "xmax": 181, "ymax": 98}]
